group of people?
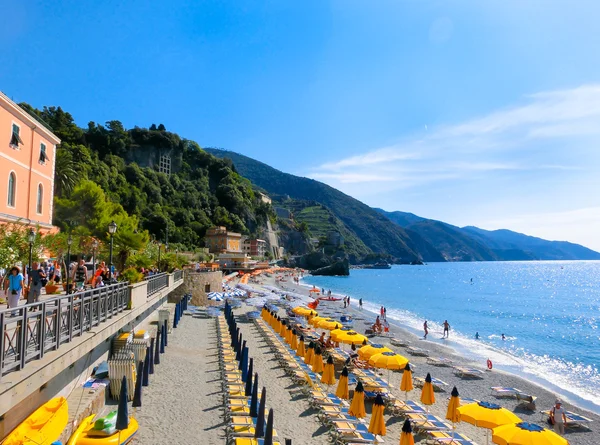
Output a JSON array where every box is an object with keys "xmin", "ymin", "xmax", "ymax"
[
  {"xmin": 372, "ymin": 315, "xmax": 389, "ymax": 334},
  {"xmin": 422, "ymin": 319, "xmax": 451, "ymax": 339},
  {"xmin": 342, "ymin": 295, "xmax": 351, "ymax": 308}
]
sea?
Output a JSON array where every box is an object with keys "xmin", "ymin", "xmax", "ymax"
[{"xmin": 301, "ymin": 261, "xmax": 600, "ymax": 414}]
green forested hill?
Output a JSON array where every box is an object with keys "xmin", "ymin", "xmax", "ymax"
[
  {"xmin": 205, "ymin": 148, "xmax": 425, "ymax": 261},
  {"xmin": 19, "ymin": 104, "xmax": 273, "ymax": 249}
]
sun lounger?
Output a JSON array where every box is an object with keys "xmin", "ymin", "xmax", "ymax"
[
  {"xmin": 390, "ymin": 338, "xmax": 410, "ymax": 347},
  {"xmin": 540, "ymin": 409, "xmax": 593, "ymax": 429},
  {"xmin": 388, "ymin": 399, "xmax": 427, "ymax": 416},
  {"xmin": 407, "ymin": 413, "xmax": 452, "ymax": 433},
  {"xmin": 453, "ymin": 367, "xmax": 485, "ymax": 379},
  {"xmin": 233, "ymin": 438, "xmax": 282, "ymax": 445},
  {"xmin": 407, "ymin": 346, "xmax": 429, "ymax": 356},
  {"xmin": 414, "ymin": 376, "xmax": 448, "ymax": 391},
  {"xmin": 490, "ymin": 387, "xmax": 536, "ymax": 409},
  {"xmin": 427, "ymin": 431, "xmax": 477, "ymax": 444},
  {"xmin": 427, "ymin": 357, "xmax": 453, "ymax": 367},
  {"xmin": 332, "ymin": 428, "xmax": 383, "ymax": 444}
]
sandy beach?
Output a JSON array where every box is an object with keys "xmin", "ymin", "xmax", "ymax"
[{"xmin": 136, "ymin": 270, "xmax": 598, "ymax": 444}]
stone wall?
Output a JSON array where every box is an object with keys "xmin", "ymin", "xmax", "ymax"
[{"xmin": 169, "ymin": 270, "xmax": 223, "ymax": 306}]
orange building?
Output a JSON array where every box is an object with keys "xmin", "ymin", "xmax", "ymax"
[
  {"xmin": 0, "ymin": 91, "xmax": 60, "ymax": 233},
  {"xmin": 204, "ymin": 226, "xmax": 242, "ymax": 254}
]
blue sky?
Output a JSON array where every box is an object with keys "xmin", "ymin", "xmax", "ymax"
[{"xmin": 3, "ymin": 1, "xmax": 600, "ymax": 250}]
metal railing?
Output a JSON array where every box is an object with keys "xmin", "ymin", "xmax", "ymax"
[
  {"xmin": 0, "ymin": 282, "xmax": 129, "ymax": 379},
  {"xmin": 173, "ymin": 269, "xmax": 183, "ymax": 282},
  {"xmin": 145, "ymin": 272, "xmax": 168, "ymax": 297}
]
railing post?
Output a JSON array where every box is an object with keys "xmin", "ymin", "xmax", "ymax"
[
  {"xmin": 39, "ymin": 302, "xmax": 46, "ymax": 359},
  {"xmin": 55, "ymin": 298, "xmax": 62, "ymax": 349},
  {"xmin": 19, "ymin": 308, "xmax": 28, "ymax": 370},
  {"xmin": 0, "ymin": 312, "xmax": 5, "ymax": 378}
]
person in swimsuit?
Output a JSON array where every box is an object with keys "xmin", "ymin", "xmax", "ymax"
[
  {"xmin": 443, "ymin": 320, "xmax": 450, "ymax": 338},
  {"xmin": 423, "ymin": 320, "xmax": 429, "ymax": 339}
]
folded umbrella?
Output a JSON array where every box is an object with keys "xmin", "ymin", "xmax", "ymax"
[{"xmin": 335, "ymin": 366, "xmax": 350, "ymax": 399}]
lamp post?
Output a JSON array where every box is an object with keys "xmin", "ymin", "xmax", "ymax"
[
  {"xmin": 157, "ymin": 242, "xmax": 162, "ymax": 272},
  {"xmin": 92, "ymin": 239, "xmax": 98, "ymax": 274},
  {"xmin": 28, "ymin": 229, "xmax": 35, "ymax": 277},
  {"xmin": 108, "ymin": 221, "xmax": 117, "ymax": 283},
  {"xmin": 66, "ymin": 234, "xmax": 73, "ymax": 294},
  {"xmin": 165, "ymin": 226, "xmax": 169, "ymax": 252}
]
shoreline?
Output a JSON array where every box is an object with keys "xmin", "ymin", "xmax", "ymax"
[
  {"xmin": 293, "ymin": 275, "xmax": 600, "ymax": 417},
  {"xmin": 263, "ymin": 274, "xmax": 600, "ymax": 438}
]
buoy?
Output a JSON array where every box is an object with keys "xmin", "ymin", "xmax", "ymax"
[{"xmin": 487, "ymin": 359, "xmax": 493, "ymax": 370}]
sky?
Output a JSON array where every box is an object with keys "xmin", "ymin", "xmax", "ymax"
[{"xmin": 3, "ymin": 1, "xmax": 600, "ymax": 250}]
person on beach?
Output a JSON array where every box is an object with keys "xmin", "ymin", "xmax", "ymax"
[
  {"xmin": 443, "ymin": 320, "xmax": 450, "ymax": 338},
  {"xmin": 4, "ymin": 266, "xmax": 25, "ymax": 315},
  {"xmin": 347, "ymin": 296, "xmax": 350, "ymax": 306},
  {"xmin": 373, "ymin": 316, "xmax": 382, "ymax": 334},
  {"xmin": 359, "ymin": 298, "xmax": 363, "ymax": 310},
  {"xmin": 380, "ymin": 306, "xmax": 384, "ymax": 317},
  {"xmin": 475, "ymin": 332, "xmax": 480, "ymax": 340},
  {"xmin": 550, "ymin": 399, "xmax": 567, "ymax": 435},
  {"xmin": 423, "ymin": 320, "xmax": 428, "ymax": 339},
  {"xmin": 383, "ymin": 307, "xmax": 387, "ymax": 320}
]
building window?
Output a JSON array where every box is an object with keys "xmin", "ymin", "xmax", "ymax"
[
  {"xmin": 7, "ymin": 172, "xmax": 16, "ymax": 207},
  {"xmin": 39, "ymin": 143, "xmax": 49, "ymax": 164},
  {"xmin": 158, "ymin": 154, "xmax": 171, "ymax": 175},
  {"xmin": 37, "ymin": 184, "xmax": 43, "ymax": 214},
  {"xmin": 10, "ymin": 123, "xmax": 23, "ymax": 148},
  {"xmin": 204, "ymin": 284, "xmax": 211, "ymax": 292}
]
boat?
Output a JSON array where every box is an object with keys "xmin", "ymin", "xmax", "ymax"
[
  {"xmin": 66, "ymin": 412, "xmax": 138, "ymax": 445},
  {"xmin": 3, "ymin": 397, "xmax": 68, "ymax": 445},
  {"xmin": 364, "ymin": 262, "xmax": 392, "ymax": 269}
]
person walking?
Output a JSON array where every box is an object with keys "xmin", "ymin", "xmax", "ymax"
[
  {"xmin": 53, "ymin": 261, "xmax": 62, "ymax": 283},
  {"xmin": 380, "ymin": 306, "xmax": 384, "ymax": 318},
  {"xmin": 550, "ymin": 399, "xmax": 567, "ymax": 435},
  {"xmin": 443, "ymin": 320, "xmax": 450, "ymax": 338},
  {"xmin": 423, "ymin": 320, "xmax": 428, "ymax": 339},
  {"xmin": 383, "ymin": 306, "xmax": 387, "ymax": 320},
  {"xmin": 359, "ymin": 298, "xmax": 363, "ymax": 310},
  {"xmin": 4, "ymin": 266, "xmax": 25, "ymax": 315},
  {"xmin": 28, "ymin": 262, "xmax": 46, "ymax": 305},
  {"xmin": 72, "ymin": 259, "xmax": 88, "ymax": 292}
]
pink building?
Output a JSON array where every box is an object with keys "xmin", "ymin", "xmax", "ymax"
[{"xmin": 0, "ymin": 91, "xmax": 60, "ymax": 233}]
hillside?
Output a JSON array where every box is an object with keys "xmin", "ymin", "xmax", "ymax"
[
  {"xmin": 377, "ymin": 209, "xmax": 600, "ymax": 261},
  {"xmin": 205, "ymin": 148, "xmax": 427, "ymax": 262},
  {"xmin": 376, "ymin": 209, "xmax": 498, "ymax": 261},
  {"xmin": 462, "ymin": 227, "xmax": 600, "ymax": 261}
]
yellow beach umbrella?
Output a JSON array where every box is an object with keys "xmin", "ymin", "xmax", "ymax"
[
  {"xmin": 348, "ymin": 381, "xmax": 366, "ymax": 418},
  {"xmin": 296, "ymin": 335, "xmax": 306, "ymax": 357},
  {"xmin": 318, "ymin": 319, "xmax": 342, "ymax": 331},
  {"xmin": 400, "ymin": 363, "xmax": 414, "ymax": 399},
  {"xmin": 368, "ymin": 394, "xmax": 387, "ymax": 436},
  {"xmin": 368, "ymin": 351, "xmax": 408, "ymax": 370},
  {"xmin": 292, "ymin": 307, "xmax": 303, "ymax": 315},
  {"xmin": 338, "ymin": 331, "xmax": 368, "ymax": 346},
  {"xmin": 290, "ymin": 329, "xmax": 298, "ymax": 350},
  {"xmin": 321, "ymin": 356, "xmax": 336, "ymax": 385},
  {"xmin": 330, "ymin": 327, "xmax": 351, "ymax": 342},
  {"xmin": 304, "ymin": 341, "xmax": 314, "ymax": 365},
  {"xmin": 306, "ymin": 310, "xmax": 318, "ymax": 320},
  {"xmin": 399, "ymin": 419, "xmax": 415, "ymax": 445},
  {"xmin": 457, "ymin": 401, "xmax": 522, "ymax": 430},
  {"xmin": 335, "ymin": 366, "xmax": 350, "ymax": 399},
  {"xmin": 312, "ymin": 347, "xmax": 324, "ymax": 373},
  {"xmin": 446, "ymin": 386, "xmax": 461, "ymax": 423},
  {"xmin": 309, "ymin": 316, "xmax": 326, "ymax": 327},
  {"xmin": 420, "ymin": 373, "xmax": 436, "ymax": 408},
  {"xmin": 492, "ymin": 422, "xmax": 568, "ymax": 445},
  {"xmin": 279, "ymin": 321, "xmax": 287, "ymax": 338},
  {"xmin": 358, "ymin": 344, "xmax": 393, "ymax": 361}
]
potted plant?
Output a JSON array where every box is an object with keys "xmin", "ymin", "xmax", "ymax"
[{"xmin": 45, "ymin": 282, "xmax": 60, "ymax": 295}]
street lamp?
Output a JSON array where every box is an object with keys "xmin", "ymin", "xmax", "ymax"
[
  {"xmin": 92, "ymin": 239, "xmax": 99, "ymax": 274},
  {"xmin": 28, "ymin": 229, "xmax": 36, "ymax": 277},
  {"xmin": 157, "ymin": 242, "xmax": 162, "ymax": 272},
  {"xmin": 108, "ymin": 221, "xmax": 117, "ymax": 282},
  {"xmin": 66, "ymin": 234, "xmax": 73, "ymax": 294},
  {"xmin": 165, "ymin": 226, "xmax": 169, "ymax": 252}
]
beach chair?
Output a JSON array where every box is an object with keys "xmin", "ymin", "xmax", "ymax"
[
  {"xmin": 407, "ymin": 346, "xmax": 429, "ymax": 357},
  {"xmin": 407, "ymin": 413, "xmax": 452, "ymax": 433},
  {"xmin": 453, "ymin": 367, "xmax": 485, "ymax": 379},
  {"xmin": 387, "ymin": 399, "xmax": 427, "ymax": 416},
  {"xmin": 233, "ymin": 439, "xmax": 282, "ymax": 445},
  {"xmin": 490, "ymin": 387, "xmax": 536, "ymax": 409},
  {"xmin": 426, "ymin": 431, "xmax": 478, "ymax": 445},
  {"xmin": 414, "ymin": 376, "xmax": 448, "ymax": 392},
  {"xmin": 331, "ymin": 426, "xmax": 382, "ymax": 444},
  {"xmin": 427, "ymin": 357, "xmax": 454, "ymax": 367},
  {"xmin": 318, "ymin": 405, "xmax": 365, "ymax": 426},
  {"xmin": 540, "ymin": 409, "xmax": 593, "ymax": 429},
  {"xmin": 390, "ymin": 338, "xmax": 410, "ymax": 347}
]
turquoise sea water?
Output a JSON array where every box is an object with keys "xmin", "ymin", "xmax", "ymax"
[{"xmin": 302, "ymin": 261, "xmax": 600, "ymax": 413}]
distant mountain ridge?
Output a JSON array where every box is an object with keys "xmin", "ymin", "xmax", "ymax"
[
  {"xmin": 376, "ymin": 209, "xmax": 600, "ymax": 261},
  {"xmin": 207, "ymin": 148, "xmax": 600, "ymax": 262}
]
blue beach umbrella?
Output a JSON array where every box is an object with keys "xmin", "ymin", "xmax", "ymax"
[
  {"xmin": 160, "ymin": 324, "xmax": 165, "ymax": 354},
  {"xmin": 154, "ymin": 328, "xmax": 161, "ymax": 365},
  {"xmin": 250, "ymin": 373, "xmax": 259, "ymax": 417},
  {"xmin": 255, "ymin": 387, "xmax": 267, "ymax": 438},
  {"xmin": 245, "ymin": 359, "xmax": 254, "ymax": 396},
  {"xmin": 240, "ymin": 346, "xmax": 249, "ymax": 381},
  {"xmin": 142, "ymin": 347, "xmax": 150, "ymax": 386},
  {"xmin": 264, "ymin": 408, "xmax": 274, "ymax": 445},
  {"xmin": 133, "ymin": 360, "xmax": 143, "ymax": 408},
  {"xmin": 163, "ymin": 321, "xmax": 168, "ymax": 347},
  {"xmin": 116, "ymin": 376, "xmax": 129, "ymax": 430}
]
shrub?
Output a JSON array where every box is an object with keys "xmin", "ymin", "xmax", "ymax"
[{"xmin": 120, "ymin": 267, "xmax": 144, "ymax": 284}]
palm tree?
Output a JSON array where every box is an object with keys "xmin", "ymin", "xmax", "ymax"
[{"xmin": 54, "ymin": 148, "xmax": 77, "ymax": 197}]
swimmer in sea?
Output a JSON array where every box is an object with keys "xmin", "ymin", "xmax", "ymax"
[
  {"xmin": 475, "ymin": 332, "xmax": 480, "ymax": 340},
  {"xmin": 501, "ymin": 333, "xmax": 506, "ymax": 341}
]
